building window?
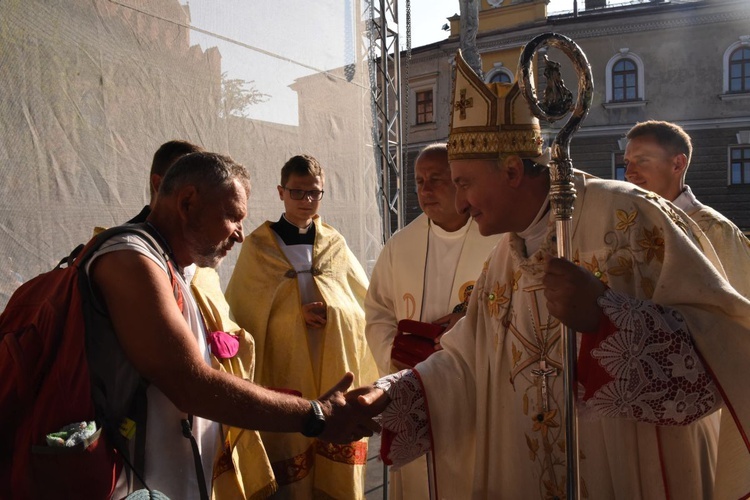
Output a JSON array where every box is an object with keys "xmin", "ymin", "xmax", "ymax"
[
  {"xmin": 612, "ymin": 59, "xmax": 637, "ymax": 101},
  {"xmin": 729, "ymin": 47, "xmax": 750, "ymax": 93},
  {"xmin": 415, "ymin": 89, "xmax": 433, "ymax": 125},
  {"xmin": 613, "ymin": 152, "xmax": 627, "ymax": 180},
  {"xmin": 489, "ymin": 72, "xmax": 511, "ymax": 83},
  {"xmin": 730, "ymin": 146, "xmax": 750, "ymax": 185},
  {"xmin": 604, "ymin": 50, "xmax": 646, "ymax": 106},
  {"xmin": 722, "ymin": 37, "xmax": 750, "ymax": 97},
  {"xmin": 485, "ymin": 64, "xmax": 513, "ymax": 84}
]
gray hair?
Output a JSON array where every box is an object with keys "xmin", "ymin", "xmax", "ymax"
[{"xmin": 159, "ymin": 151, "xmax": 250, "ymax": 197}]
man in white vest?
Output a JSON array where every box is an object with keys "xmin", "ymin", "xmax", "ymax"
[
  {"xmin": 365, "ymin": 143, "xmax": 500, "ymax": 499},
  {"xmin": 624, "ymin": 120, "xmax": 750, "ymax": 297}
]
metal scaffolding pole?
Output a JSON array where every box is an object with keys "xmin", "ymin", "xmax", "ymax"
[{"xmin": 366, "ymin": 0, "xmax": 405, "ymax": 242}]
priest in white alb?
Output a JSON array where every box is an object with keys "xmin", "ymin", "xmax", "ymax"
[{"xmin": 365, "ymin": 143, "xmax": 499, "ymax": 499}]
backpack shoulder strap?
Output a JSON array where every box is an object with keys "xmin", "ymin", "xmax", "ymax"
[{"xmin": 78, "ymin": 223, "xmax": 183, "ymax": 311}]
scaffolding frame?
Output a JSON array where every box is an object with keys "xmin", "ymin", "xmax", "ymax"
[{"xmin": 366, "ymin": 0, "xmax": 406, "ymax": 242}]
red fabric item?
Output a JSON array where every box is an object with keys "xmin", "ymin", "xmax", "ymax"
[
  {"xmin": 577, "ymin": 310, "xmax": 618, "ymax": 401},
  {"xmin": 207, "ymin": 330, "xmax": 240, "ymax": 359},
  {"xmin": 391, "ymin": 334, "xmax": 436, "ymax": 368},
  {"xmin": 379, "ymin": 428, "xmax": 395, "ymax": 466},
  {"xmin": 391, "ymin": 320, "xmax": 446, "ymax": 368},
  {"xmin": 396, "ymin": 319, "xmax": 445, "ymax": 340}
]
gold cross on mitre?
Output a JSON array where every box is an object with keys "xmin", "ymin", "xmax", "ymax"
[{"xmin": 454, "ymin": 88, "xmax": 473, "ymax": 120}]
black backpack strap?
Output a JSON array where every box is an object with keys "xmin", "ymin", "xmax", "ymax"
[
  {"xmin": 76, "ymin": 223, "xmax": 180, "ymax": 493},
  {"xmin": 181, "ymin": 415, "xmax": 210, "ymax": 500},
  {"xmin": 132, "ymin": 380, "xmax": 149, "ymax": 490}
]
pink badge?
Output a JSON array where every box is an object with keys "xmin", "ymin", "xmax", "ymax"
[{"xmin": 207, "ymin": 331, "xmax": 239, "ymax": 359}]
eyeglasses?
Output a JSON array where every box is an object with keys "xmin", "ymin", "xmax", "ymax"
[{"xmin": 282, "ymin": 187, "xmax": 325, "ymax": 201}]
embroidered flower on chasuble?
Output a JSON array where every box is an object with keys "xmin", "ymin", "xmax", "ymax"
[
  {"xmin": 485, "ymin": 281, "xmax": 509, "ymax": 318},
  {"xmin": 512, "ymin": 343, "xmax": 524, "ymax": 368},
  {"xmin": 573, "ymin": 250, "xmax": 608, "ymax": 285},
  {"xmin": 637, "ymin": 226, "xmax": 665, "ymax": 263},
  {"xmin": 511, "ymin": 269, "xmax": 522, "ymax": 291},
  {"xmin": 524, "ymin": 433, "xmax": 540, "ymax": 460},
  {"xmin": 544, "ymin": 478, "xmax": 567, "ymax": 500},
  {"xmin": 645, "ymin": 191, "xmax": 690, "ymax": 234},
  {"xmin": 615, "ymin": 208, "xmax": 638, "ymax": 232},
  {"xmin": 531, "ymin": 409, "xmax": 559, "ymax": 439},
  {"xmin": 607, "ymin": 255, "xmax": 634, "ymax": 277}
]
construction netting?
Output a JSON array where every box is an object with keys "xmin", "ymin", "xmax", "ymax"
[{"xmin": 0, "ymin": 0, "xmax": 383, "ymax": 308}]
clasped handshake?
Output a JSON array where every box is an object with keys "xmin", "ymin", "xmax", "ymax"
[{"xmin": 311, "ymin": 372, "xmax": 392, "ymax": 444}]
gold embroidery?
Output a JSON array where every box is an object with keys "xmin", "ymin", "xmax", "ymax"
[
  {"xmin": 615, "ymin": 208, "xmax": 638, "ymax": 232},
  {"xmin": 579, "ymin": 254, "xmax": 608, "ymax": 285},
  {"xmin": 641, "ymin": 276, "xmax": 655, "ymax": 298},
  {"xmin": 525, "ymin": 433, "xmax": 539, "ymax": 460},
  {"xmin": 457, "ymin": 280, "xmax": 476, "ymax": 304},
  {"xmin": 403, "ymin": 293, "xmax": 416, "ymax": 320},
  {"xmin": 531, "ymin": 409, "xmax": 559, "ymax": 439},
  {"xmin": 638, "ymin": 226, "xmax": 665, "ymax": 263},
  {"xmin": 271, "ymin": 444, "xmax": 314, "ymax": 485},
  {"xmin": 213, "ymin": 439, "xmax": 235, "ymax": 480},
  {"xmin": 512, "ymin": 342, "xmax": 523, "ymax": 367},
  {"xmin": 507, "ymin": 285, "xmax": 561, "ymax": 384},
  {"xmin": 512, "ymin": 269, "xmax": 522, "ymax": 291},
  {"xmin": 316, "ymin": 440, "xmax": 368, "ymax": 465},
  {"xmin": 454, "ymin": 88, "xmax": 474, "ymax": 119},
  {"xmin": 544, "ymin": 478, "xmax": 567, "ymax": 500},
  {"xmin": 486, "ymin": 281, "xmax": 509, "ymax": 318},
  {"xmin": 608, "ymin": 255, "xmax": 634, "ymax": 277}
]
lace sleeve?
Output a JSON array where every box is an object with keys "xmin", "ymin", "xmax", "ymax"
[
  {"xmin": 581, "ymin": 288, "xmax": 722, "ymax": 425},
  {"xmin": 374, "ymin": 369, "xmax": 432, "ymax": 469}
]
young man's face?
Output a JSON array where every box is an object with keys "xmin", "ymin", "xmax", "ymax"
[
  {"xmin": 624, "ymin": 136, "xmax": 684, "ymax": 201},
  {"xmin": 186, "ymin": 179, "xmax": 248, "ymax": 268},
  {"xmin": 415, "ymin": 153, "xmax": 467, "ymax": 231},
  {"xmin": 451, "ymin": 158, "xmax": 514, "ymax": 236},
  {"xmin": 277, "ymin": 173, "xmax": 324, "ymax": 227}
]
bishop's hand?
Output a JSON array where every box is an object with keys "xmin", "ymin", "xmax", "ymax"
[
  {"xmin": 542, "ymin": 255, "xmax": 606, "ymax": 333},
  {"xmin": 316, "ymin": 372, "xmax": 381, "ymax": 444}
]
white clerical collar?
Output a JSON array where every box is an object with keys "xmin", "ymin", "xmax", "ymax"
[
  {"xmin": 517, "ymin": 195, "xmax": 551, "ymax": 257},
  {"xmin": 429, "ymin": 217, "xmax": 472, "ymax": 240},
  {"xmin": 672, "ymin": 185, "xmax": 704, "ymax": 213},
  {"xmin": 282, "ymin": 213, "xmax": 313, "ymax": 234}
]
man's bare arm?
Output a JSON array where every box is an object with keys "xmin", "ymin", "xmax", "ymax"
[{"xmin": 90, "ymin": 250, "xmax": 378, "ymax": 441}]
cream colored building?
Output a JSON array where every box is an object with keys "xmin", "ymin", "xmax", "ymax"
[{"xmin": 400, "ymin": 0, "xmax": 750, "ymax": 232}]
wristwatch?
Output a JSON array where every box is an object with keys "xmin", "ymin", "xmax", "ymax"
[{"xmin": 301, "ymin": 400, "xmax": 326, "ymax": 437}]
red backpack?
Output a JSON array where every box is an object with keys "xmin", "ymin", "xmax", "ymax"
[{"xmin": 0, "ymin": 225, "xmax": 176, "ymax": 499}]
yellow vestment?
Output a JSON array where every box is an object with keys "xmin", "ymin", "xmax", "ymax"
[
  {"xmin": 225, "ymin": 217, "xmax": 377, "ymax": 499},
  {"xmin": 191, "ymin": 267, "xmax": 277, "ymax": 500}
]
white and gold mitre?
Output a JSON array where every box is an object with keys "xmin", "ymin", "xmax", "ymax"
[{"xmin": 447, "ymin": 49, "xmax": 544, "ymax": 161}]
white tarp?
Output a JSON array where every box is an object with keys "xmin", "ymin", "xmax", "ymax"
[{"xmin": 0, "ymin": 0, "xmax": 383, "ymax": 307}]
